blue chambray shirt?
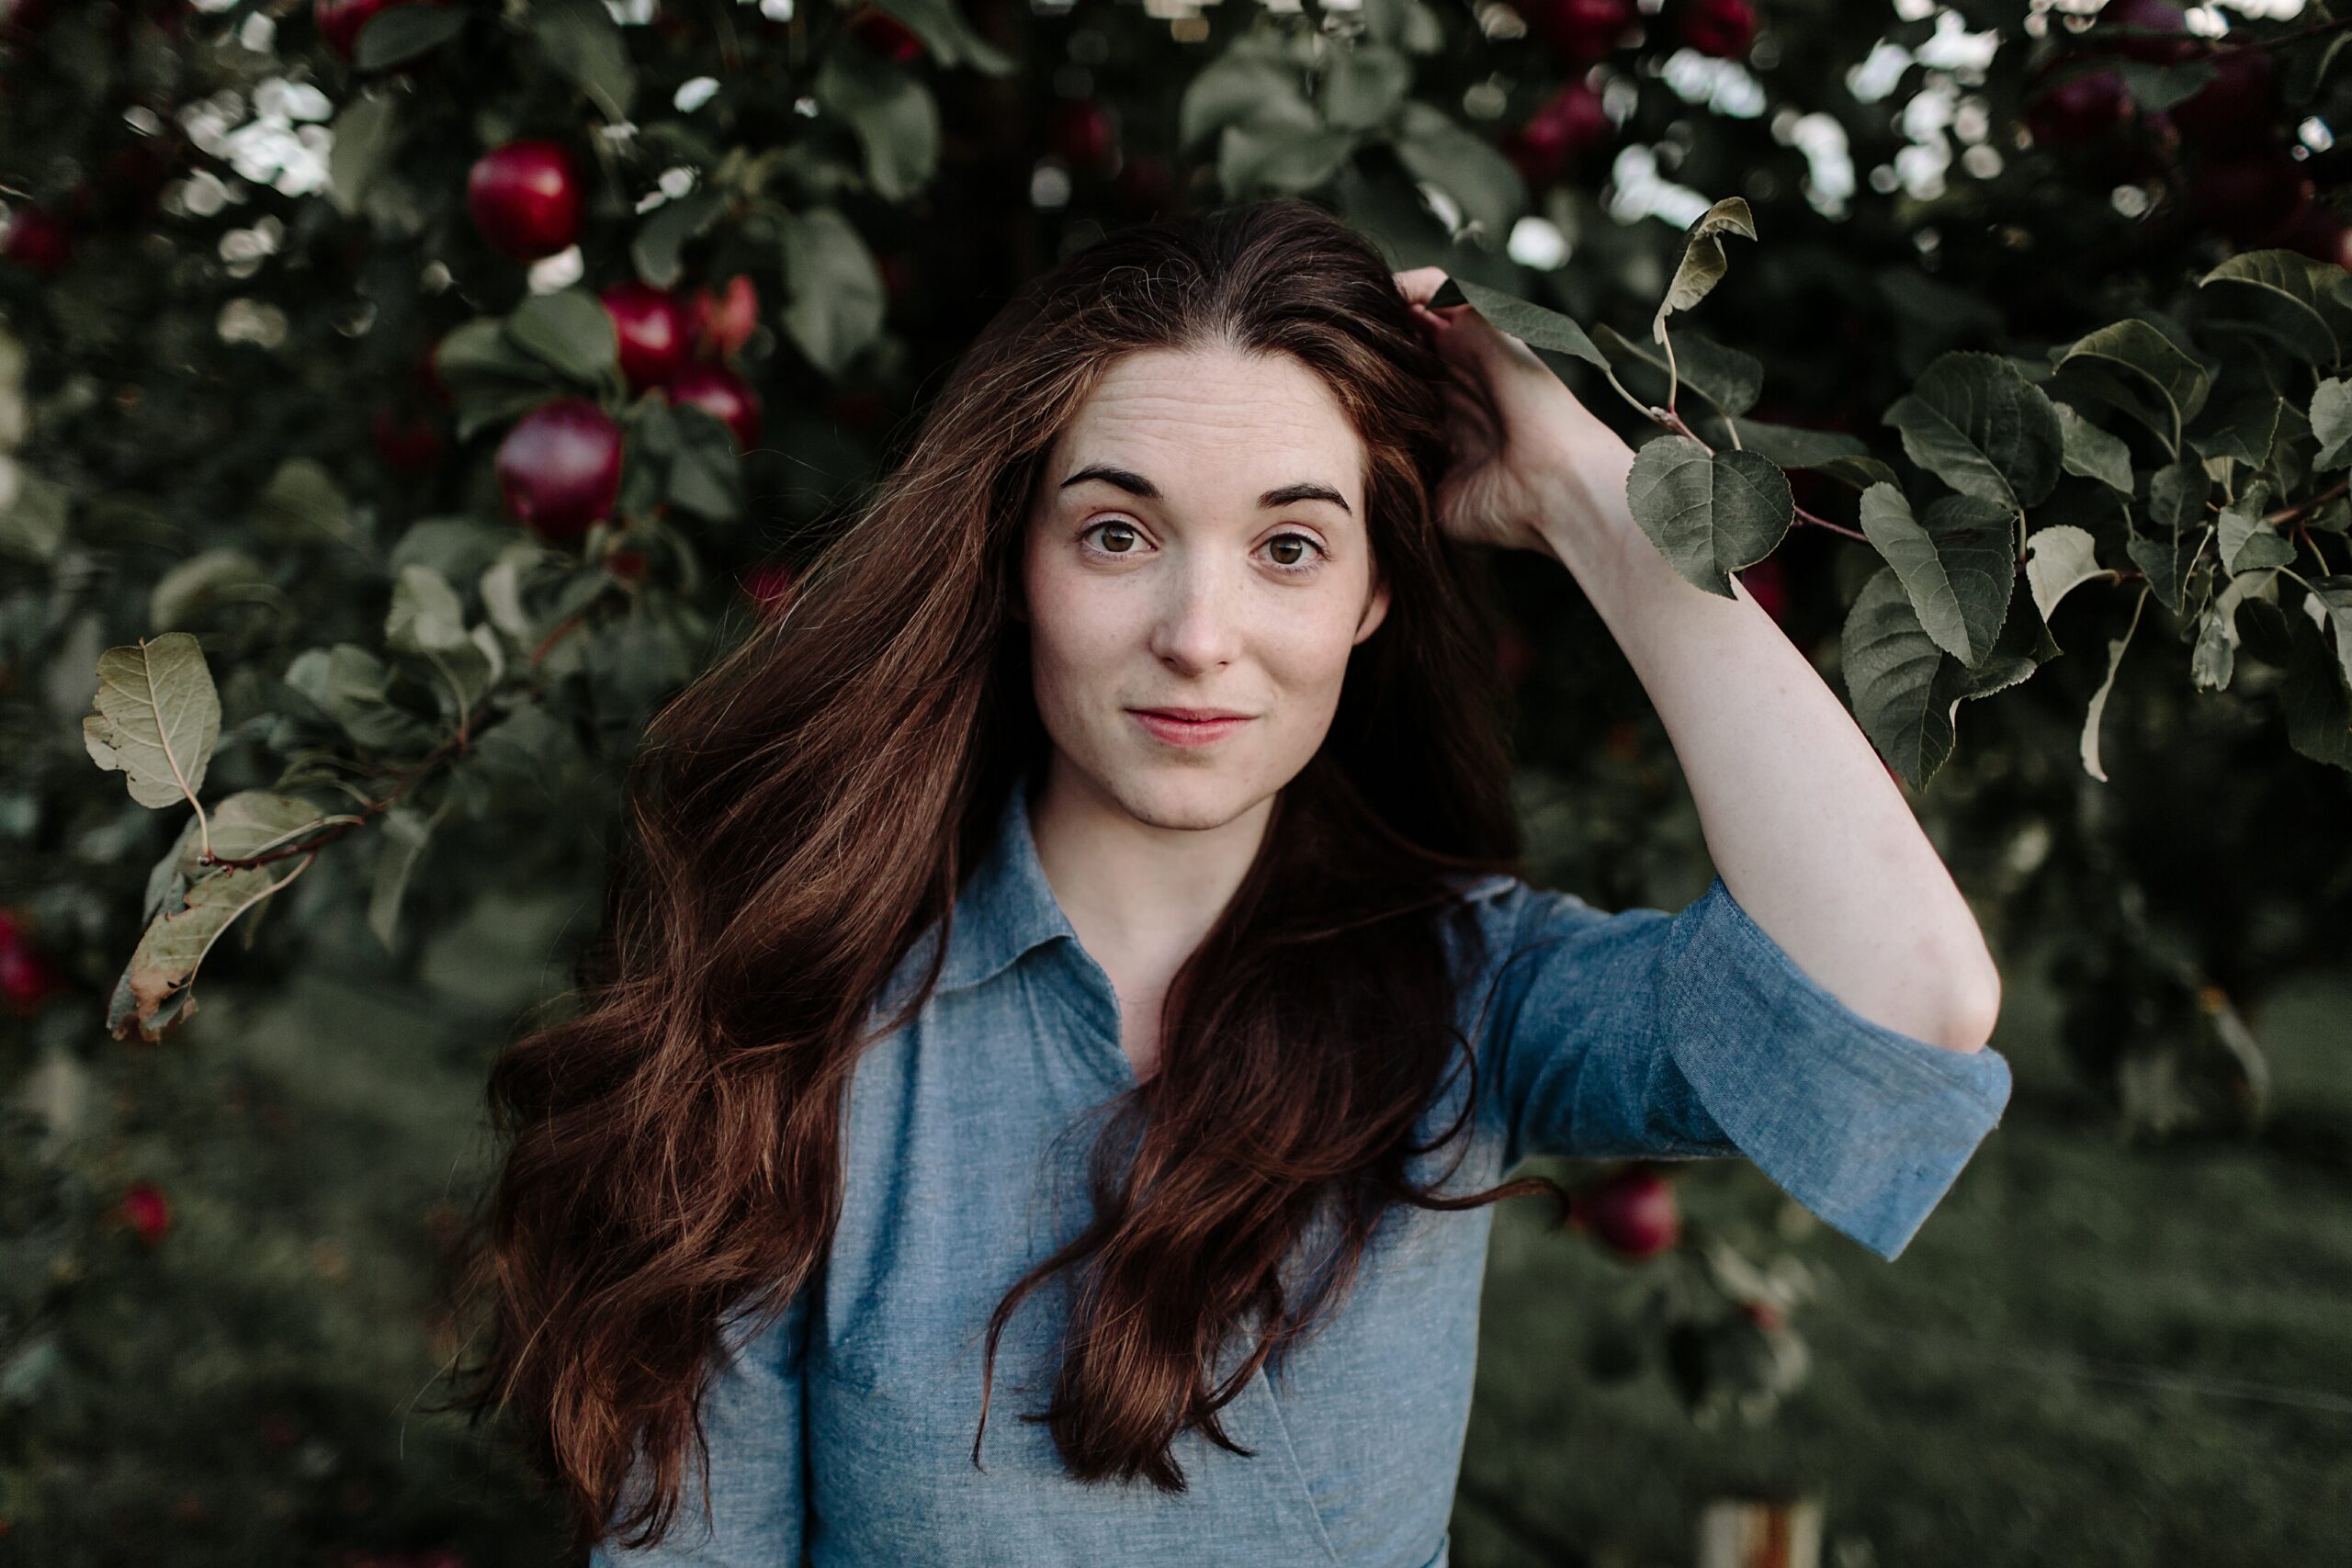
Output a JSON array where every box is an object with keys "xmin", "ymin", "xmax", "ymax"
[{"xmin": 593, "ymin": 766, "xmax": 2012, "ymax": 1568}]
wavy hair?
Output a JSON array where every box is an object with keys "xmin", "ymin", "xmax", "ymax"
[{"xmin": 439, "ymin": 197, "xmax": 1577, "ymax": 1555}]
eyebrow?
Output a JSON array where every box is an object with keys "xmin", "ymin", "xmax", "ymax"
[{"xmin": 1057, "ymin": 462, "xmax": 1352, "ymax": 517}]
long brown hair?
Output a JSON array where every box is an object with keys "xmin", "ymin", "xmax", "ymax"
[{"xmin": 441, "ymin": 197, "xmax": 1575, "ymax": 1555}]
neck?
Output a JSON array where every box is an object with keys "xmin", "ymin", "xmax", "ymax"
[{"xmin": 1025, "ymin": 751, "xmax": 1274, "ymax": 974}]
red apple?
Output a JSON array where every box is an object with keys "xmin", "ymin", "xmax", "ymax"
[
  {"xmin": 2170, "ymin": 46, "xmax": 2277, "ymax": 153},
  {"xmin": 2, "ymin": 205, "xmax": 72, "ymax": 275},
  {"xmin": 2023, "ymin": 67, "xmax": 2132, "ymax": 148},
  {"xmin": 741, "ymin": 559, "xmax": 796, "ymax": 619},
  {"xmin": 600, "ymin": 281, "xmax": 691, "ymax": 391},
  {"xmin": 605, "ymin": 547, "xmax": 648, "ymax": 581},
  {"xmin": 2093, "ymin": 0, "xmax": 2200, "ymax": 65},
  {"xmin": 119, "ymin": 1180, "xmax": 171, "ymax": 1244},
  {"xmin": 370, "ymin": 408, "xmax": 444, "ymax": 473},
  {"xmin": 494, "ymin": 398, "xmax": 623, "ymax": 540},
  {"xmin": 847, "ymin": 5, "xmax": 922, "ymax": 62},
  {"xmin": 316, "ymin": 0, "xmax": 445, "ymax": 62},
  {"xmin": 1504, "ymin": 80, "xmax": 1612, "ymax": 190},
  {"xmin": 2190, "ymin": 145, "xmax": 2314, "ymax": 244},
  {"xmin": 1587, "ymin": 1167, "xmax": 1679, "ymax": 1258},
  {"xmin": 0, "ymin": 909, "xmax": 64, "ymax": 1012},
  {"xmin": 689, "ymin": 274, "xmax": 758, "ymax": 360},
  {"xmin": 665, "ymin": 362, "xmax": 761, "ymax": 453},
  {"xmin": 467, "ymin": 140, "xmax": 583, "ymax": 263},
  {"xmin": 1049, "ymin": 97, "xmax": 1116, "ymax": 174},
  {"xmin": 1527, "ymin": 0, "xmax": 1636, "ymax": 67},
  {"xmin": 1679, "ymin": 0, "xmax": 1755, "ymax": 59}
]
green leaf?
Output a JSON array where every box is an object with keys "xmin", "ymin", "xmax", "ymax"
[
  {"xmin": 632, "ymin": 187, "xmax": 727, "ymax": 290},
  {"xmin": 2080, "ymin": 585, "xmax": 2154, "ymax": 783},
  {"xmin": 386, "ymin": 564, "xmax": 473, "ymax": 655},
  {"xmin": 2217, "ymin": 479, "xmax": 2295, "ymax": 575},
  {"xmin": 1391, "ymin": 102, "xmax": 1522, "ymax": 239},
  {"xmin": 815, "ymin": 44, "xmax": 941, "ymax": 202},
  {"xmin": 354, "ymin": 4, "xmax": 468, "ymax": 71},
  {"xmin": 2023, "ymin": 524, "xmax": 2109, "ymax": 628},
  {"xmin": 778, "ymin": 207, "xmax": 888, "ymax": 378},
  {"xmin": 325, "ymin": 94, "xmax": 398, "ymax": 219},
  {"xmin": 1180, "ymin": 48, "xmax": 1305, "ymax": 152},
  {"xmin": 869, "ymin": 0, "xmax": 1014, "ymax": 74},
  {"xmin": 2127, "ymin": 524, "xmax": 2202, "ymax": 617},
  {"xmin": 0, "ymin": 467, "xmax": 72, "ymax": 562},
  {"xmin": 2109, "ymin": 57, "xmax": 2219, "ymax": 114},
  {"xmin": 2189, "ymin": 391, "xmax": 2286, "ymax": 469},
  {"xmin": 2197, "ymin": 248, "xmax": 2348, "ymax": 367},
  {"xmin": 1623, "ymin": 434, "xmax": 1792, "ymax": 597},
  {"xmin": 1856, "ymin": 481, "xmax": 2016, "ymax": 666},
  {"xmin": 82, "ymin": 632, "xmax": 220, "ymax": 811},
  {"xmin": 1320, "ymin": 42, "xmax": 1412, "ymax": 132},
  {"xmin": 2280, "ymin": 601, "xmax": 2352, "ymax": 769},
  {"xmin": 528, "ymin": 0, "xmax": 636, "ymax": 121},
  {"xmin": 250, "ymin": 457, "xmax": 353, "ymax": 544},
  {"xmin": 1652, "ymin": 197, "xmax": 1756, "ymax": 345},
  {"xmin": 2146, "ymin": 457, "xmax": 2209, "ymax": 534},
  {"xmin": 1428, "ymin": 276, "xmax": 1609, "ymax": 371},
  {"xmin": 2056, "ymin": 402, "xmax": 2134, "ymax": 493},
  {"xmin": 114, "ymin": 862, "xmax": 291, "ymax": 1040},
  {"xmin": 2050, "ymin": 319, "xmax": 2211, "ymax": 457},
  {"xmin": 2310, "ymin": 377, "xmax": 2352, "ymax": 469},
  {"xmin": 1883, "ymin": 351, "xmax": 2064, "ymax": 511},
  {"xmin": 505, "ymin": 288, "xmax": 619, "ymax": 386},
  {"xmin": 368, "ymin": 797, "xmax": 449, "ymax": 951},
  {"xmin": 283, "ymin": 644, "xmax": 437, "ymax": 754},
  {"xmin": 2305, "ymin": 574, "xmax": 2352, "ymax": 693},
  {"xmin": 149, "ymin": 548, "xmax": 277, "ymax": 632},
  {"xmin": 1842, "ymin": 566, "xmax": 1959, "ymax": 789}
]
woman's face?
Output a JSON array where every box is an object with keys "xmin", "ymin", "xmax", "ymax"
[{"xmin": 1020, "ymin": 344, "xmax": 1391, "ymax": 829}]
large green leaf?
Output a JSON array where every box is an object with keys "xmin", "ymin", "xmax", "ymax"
[
  {"xmin": 83, "ymin": 632, "xmax": 220, "ymax": 810},
  {"xmin": 2197, "ymin": 248, "xmax": 2350, "ymax": 366},
  {"xmin": 779, "ymin": 207, "xmax": 887, "ymax": 378},
  {"xmin": 1883, "ymin": 351, "xmax": 2064, "ymax": 510},
  {"xmin": 815, "ymin": 44, "xmax": 940, "ymax": 202},
  {"xmin": 1856, "ymin": 481, "xmax": 2016, "ymax": 666},
  {"xmin": 325, "ymin": 94, "xmax": 398, "ymax": 219},
  {"xmin": 354, "ymin": 4, "xmax": 467, "ymax": 71},
  {"xmin": 2050, "ymin": 320, "xmax": 2211, "ymax": 457},
  {"xmin": 1623, "ymin": 434, "xmax": 1792, "ymax": 597},
  {"xmin": 1429, "ymin": 276, "xmax": 1609, "ymax": 370},
  {"xmin": 870, "ymin": 0, "xmax": 1014, "ymax": 74},
  {"xmin": 505, "ymin": 288, "xmax": 619, "ymax": 387},
  {"xmin": 1391, "ymin": 102, "xmax": 1522, "ymax": 239},
  {"xmin": 1320, "ymin": 42, "xmax": 1412, "ymax": 132},
  {"xmin": 632, "ymin": 188, "xmax": 727, "ymax": 290},
  {"xmin": 1652, "ymin": 197, "xmax": 1755, "ymax": 345},
  {"xmin": 529, "ymin": 0, "xmax": 636, "ymax": 122}
]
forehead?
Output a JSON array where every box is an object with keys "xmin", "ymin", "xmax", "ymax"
[{"xmin": 1042, "ymin": 346, "xmax": 1366, "ymax": 513}]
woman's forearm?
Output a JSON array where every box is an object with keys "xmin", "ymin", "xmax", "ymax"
[{"xmin": 1536, "ymin": 437, "xmax": 2004, "ymax": 1055}]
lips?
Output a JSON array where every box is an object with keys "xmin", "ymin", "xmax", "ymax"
[{"xmin": 1130, "ymin": 709, "xmax": 1252, "ymax": 747}]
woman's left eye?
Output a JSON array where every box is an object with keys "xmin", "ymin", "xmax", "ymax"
[{"xmin": 1262, "ymin": 533, "xmax": 1329, "ymax": 572}]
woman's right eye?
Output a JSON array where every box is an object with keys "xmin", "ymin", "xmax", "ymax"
[{"xmin": 1082, "ymin": 520, "xmax": 1144, "ymax": 556}]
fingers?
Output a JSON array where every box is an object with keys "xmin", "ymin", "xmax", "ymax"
[{"xmin": 1391, "ymin": 265, "xmax": 1451, "ymax": 309}]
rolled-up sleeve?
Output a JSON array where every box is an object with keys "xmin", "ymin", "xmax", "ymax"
[
  {"xmin": 1474, "ymin": 872, "xmax": 2013, "ymax": 1261},
  {"xmin": 590, "ymin": 1284, "xmax": 810, "ymax": 1567}
]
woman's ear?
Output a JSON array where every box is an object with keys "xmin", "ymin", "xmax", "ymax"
[{"xmin": 1354, "ymin": 566, "xmax": 1391, "ymax": 644}]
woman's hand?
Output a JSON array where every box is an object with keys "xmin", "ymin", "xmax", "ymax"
[{"xmin": 1393, "ymin": 265, "xmax": 1637, "ymax": 556}]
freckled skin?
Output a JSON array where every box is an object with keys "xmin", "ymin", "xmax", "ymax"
[{"xmin": 1018, "ymin": 344, "xmax": 1392, "ymax": 837}]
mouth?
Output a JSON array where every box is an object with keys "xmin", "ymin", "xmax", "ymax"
[{"xmin": 1128, "ymin": 708, "xmax": 1254, "ymax": 747}]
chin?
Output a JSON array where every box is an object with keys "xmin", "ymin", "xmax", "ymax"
[{"xmin": 1102, "ymin": 759, "xmax": 1261, "ymax": 830}]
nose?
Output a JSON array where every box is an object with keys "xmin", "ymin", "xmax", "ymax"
[{"xmin": 1145, "ymin": 544, "xmax": 1243, "ymax": 674}]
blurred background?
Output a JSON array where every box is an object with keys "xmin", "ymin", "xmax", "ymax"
[{"xmin": 2, "ymin": 0, "xmax": 2348, "ymax": 1563}]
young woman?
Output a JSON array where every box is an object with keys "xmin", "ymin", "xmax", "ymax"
[{"xmin": 448, "ymin": 197, "xmax": 2012, "ymax": 1568}]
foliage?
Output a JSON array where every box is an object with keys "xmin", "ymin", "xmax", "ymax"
[{"xmin": 3, "ymin": 0, "xmax": 2349, "ymax": 1560}]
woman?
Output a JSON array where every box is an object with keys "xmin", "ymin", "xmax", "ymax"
[{"xmin": 447, "ymin": 197, "xmax": 2012, "ymax": 1567}]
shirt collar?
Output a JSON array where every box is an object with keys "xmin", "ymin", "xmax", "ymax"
[{"xmin": 933, "ymin": 761, "xmax": 1077, "ymax": 995}]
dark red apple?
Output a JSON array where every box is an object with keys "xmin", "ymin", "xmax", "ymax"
[
  {"xmin": 1504, "ymin": 81, "xmax": 1612, "ymax": 190},
  {"xmin": 1586, "ymin": 1167, "xmax": 1679, "ymax": 1258},
  {"xmin": 690, "ymin": 274, "xmax": 758, "ymax": 359},
  {"xmin": 2023, "ymin": 68, "xmax": 2132, "ymax": 148},
  {"xmin": 467, "ymin": 140, "xmax": 583, "ymax": 262},
  {"xmin": 316, "ymin": 0, "xmax": 445, "ymax": 62},
  {"xmin": 119, "ymin": 1180, "xmax": 171, "ymax": 1244},
  {"xmin": 666, "ymin": 362, "xmax": 761, "ymax": 453},
  {"xmin": 2170, "ymin": 45, "xmax": 2277, "ymax": 153},
  {"xmin": 2190, "ymin": 145, "xmax": 2314, "ymax": 244},
  {"xmin": 741, "ymin": 559, "xmax": 796, "ymax": 619},
  {"xmin": 847, "ymin": 5, "xmax": 922, "ymax": 62},
  {"xmin": 494, "ymin": 398, "xmax": 623, "ymax": 540},
  {"xmin": 2093, "ymin": 0, "xmax": 2200, "ymax": 64},
  {"xmin": 1049, "ymin": 97, "xmax": 1116, "ymax": 174},
  {"xmin": 371, "ymin": 408, "xmax": 444, "ymax": 473},
  {"xmin": 2, "ymin": 205, "xmax": 72, "ymax": 275},
  {"xmin": 0, "ymin": 909, "xmax": 64, "ymax": 1012},
  {"xmin": 1527, "ymin": 0, "xmax": 1636, "ymax": 67},
  {"xmin": 1679, "ymin": 0, "xmax": 1755, "ymax": 59},
  {"xmin": 600, "ymin": 281, "xmax": 690, "ymax": 391}
]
